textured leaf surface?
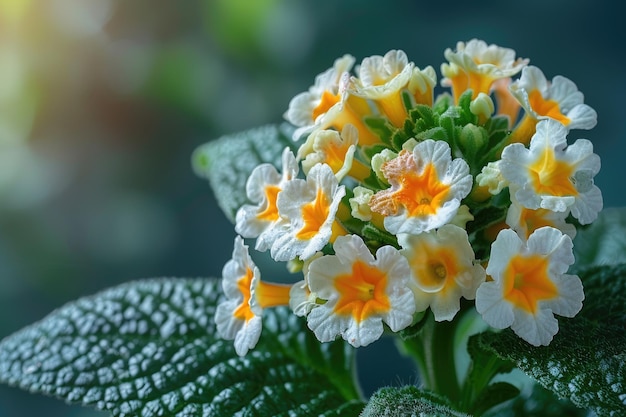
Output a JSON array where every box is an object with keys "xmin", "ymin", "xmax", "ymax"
[
  {"xmin": 0, "ymin": 278, "xmax": 362, "ymax": 417},
  {"xmin": 477, "ymin": 264, "xmax": 626, "ymax": 416},
  {"xmin": 359, "ymin": 386, "xmax": 470, "ymax": 417},
  {"xmin": 573, "ymin": 207, "xmax": 626, "ymax": 268},
  {"xmin": 192, "ymin": 124, "xmax": 295, "ymax": 222}
]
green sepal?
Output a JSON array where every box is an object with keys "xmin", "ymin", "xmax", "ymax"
[
  {"xmin": 364, "ymin": 116, "xmax": 396, "ymax": 147},
  {"xmin": 361, "ymin": 222, "xmax": 398, "ymax": 249}
]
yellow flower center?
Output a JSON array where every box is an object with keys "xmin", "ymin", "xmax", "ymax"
[
  {"xmin": 256, "ymin": 185, "xmax": 281, "ymax": 222},
  {"xmin": 296, "ymin": 188, "xmax": 330, "ymax": 240},
  {"xmin": 333, "ymin": 260, "xmax": 391, "ymax": 322},
  {"xmin": 528, "ymin": 147, "xmax": 577, "ymax": 196},
  {"xmin": 502, "ymin": 254, "xmax": 558, "ymax": 314},
  {"xmin": 518, "ymin": 207, "xmax": 556, "ymax": 239},
  {"xmin": 321, "ymin": 140, "xmax": 350, "ymax": 174},
  {"xmin": 312, "ymin": 90, "xmax": 341, "ymax": 121},
  {"xmin": 410, "ymin": 244, "xmax": 460, "ymax": 293},
  {"xmin": 233, "ymin": 267, "xmax": 255, "ymax": 322},
  {"xmin": 528, "ymin": 90, "xmax": 571, "ymax": 125}
]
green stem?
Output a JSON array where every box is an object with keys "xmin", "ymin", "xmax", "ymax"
[{"xmin": 399, "ymin": 313, "xmax": 461, "ymax": 404}]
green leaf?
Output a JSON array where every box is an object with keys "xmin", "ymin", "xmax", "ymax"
[
  {"xmin": 360, "ymin": 386, "xmax": 470, "ymax": 417},
  {"xmin": 0, "ymin": 278, "xmax": 363, "ymax": 417},
  {"xmin": 476, "ymin": 264, "xmax": 626, "ymax": 416},
  {"xmin": 192, "ymin": 123, "xmax": 295, "ymax": 222},
  {"xmin": 573, "ymin": 207, "xmax": 626, "ymax": 268},
  {"xmin": 484, "ymin": 383, "xmax": 589, "ymax": 417},
  {"xmin": 470, "ymin": 382, "xmax": 520, "ymax": 416},
  {"xmin": 461, "ymin": 335, "xmax": 517, "ymax": 414}
]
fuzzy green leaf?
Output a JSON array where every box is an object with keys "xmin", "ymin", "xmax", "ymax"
[
  {"xmin": 0, "ymin": 278, "xmax": 363, "ymax": 417},
  {"xmin": 360, "ymin": 386, "xmax": 470, "ymax": 417},
  {"xmin": 573, "ymin": 207, "xmax": 626, "ymax": 268},
  {"xmin": 484, "ymin": 384, "xmax": 589, "ymax": 417},
  {"xmin": 477, "ymin": 264, "xmax": 626, "ymax": 416},
  {"xmin": 192, "ymin": 124, "xmax": 295, "ymax": 222}
]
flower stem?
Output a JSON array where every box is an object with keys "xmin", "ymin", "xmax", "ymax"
[{"xmin": 399, "ymin": 313, "xmax": 461, "ymax": 404}]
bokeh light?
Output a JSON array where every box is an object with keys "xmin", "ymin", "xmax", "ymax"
[{"xmin": 0, "ymin": 1, "xmax": 624, "ymax": 415}]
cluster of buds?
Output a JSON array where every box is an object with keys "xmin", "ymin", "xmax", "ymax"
[{"xmin": 215, "ymin": 39, "xmax": 602, "ymax": 356}]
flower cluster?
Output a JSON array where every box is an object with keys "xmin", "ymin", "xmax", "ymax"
[{"xmin": 215, "ymin": 39, "xmax": 601, "ymax": 354}]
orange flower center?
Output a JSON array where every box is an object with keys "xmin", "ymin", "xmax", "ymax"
[
  {"xmin": 528, "ymin": 90, "xmax": 571, "ymax": 125},
  {"xmin": 233, "ymin": 267, "xmax": 255, "ymax": 322},
  {"xmin": 518, "ymin": 207, "xmax": 556, "ymax": 239},
  {"xmin": 410, "ymin": 243, "xmax": 460, "ymax": 293},
  {"xmin": 502, "ymin": 254, "xmax": 558, "ymax": 314},
  {"xmin": 393, "ymin": 163, "xmax": 451, "ymax": 216},
  {"xmin": 312, "ymin": 90, "xmax": 341, "ymax": 121},
  {"xmin": 296, "ymin": 188, "xmax": 330, "ymax": 240},
  {"xmin": 256, "ymin": 185, "xmax": 281, "ymax": 222},
  {"xmin": 333, "ymin": 260, "xmax": 391, "ymax": 322},
  {"xmin": 528, "ymin": 147, "xmax": 577, "ymax": 196}
]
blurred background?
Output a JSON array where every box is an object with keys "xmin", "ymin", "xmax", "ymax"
[{"xmin": 0, "ymin": 0, "xmax": 624, "ymax": 415}]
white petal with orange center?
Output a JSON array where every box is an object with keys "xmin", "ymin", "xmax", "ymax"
[
  {"xmin": 215, "ymin": 236, "xmax": 264, "ymax": 356},
  {"xmin": 399, "ymin": 224, "xmax": 485, "ymax": 321},
  {"xmin": 284, "ymin": 54, "xmax": 356, "ymax": 141},
  {"xmin": 305, "ymin": 234, "xmax": 415, "ymax": 347},
  {"xmin": 235, "ymin": 148, "xmax": 299, "ymax": 252},
  {"xmin": 476, "ymin": 227, "xmax": 583, "ymax": 346},
  {"xmin": 500, "ymin": 119, "xmax": 602, "ymax": 224},
  {"xmin": 510, "ymin": 66, "xmax": 597, "ymax": 130},
  {"xmin": 370, "ymin": 140, "xmax": 472, "ymax": 234},
  {"xmin": 269, "ymin": 163, "xmax": 346, "ymax": 261}
]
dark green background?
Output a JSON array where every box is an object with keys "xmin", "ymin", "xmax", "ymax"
[{"xmin": 0, "ymin": 1, "xmax": 622, "ymax": 416}]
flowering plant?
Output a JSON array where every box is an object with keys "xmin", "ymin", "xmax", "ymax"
[{"xmin": 1, "ymin": 39, "xmax": 625, "ymax": 416}]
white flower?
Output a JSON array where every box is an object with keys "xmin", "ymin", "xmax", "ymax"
[
  {"xmin": 510, "ymin": 65, "xmax": 597, "ymax": 130},
  {"xmin": 215, "ymin": 236, "xmax": 291, "ymax": 356},
  {"xmin": 500, "ymin": 119, "xmax": 602, "ymax": 224},
  {"xmin": 284, "ymin": 54, "xmax": 355, "ymax": 141},
  {"xmin": 476, "ymin": 227, "xmax": 584, "ymax": 346},
  {"xmin": 399, "ymin": 225, "xmax": 485, "ymax": 321},
  {"xmin": 476, "ymin": 160, "xmax": 508, "ymax": 195},
  {"xmin": 235, "ymin": 148, "xmax": 298, "ymax": 251},
  {"xmin": 289, "ymin": 252, "xmax": 323, "ymax": 317},
  {"xmin": 305, "ymin": 234, "xmax": 416, "ymax": 347},
  {"xmin": 349, "ymin": 186, "xmax": 375, "ymax": 221},
  {"xmin": 269, "ymin": 163, "xmax": 346, "ymax": 261},
  {"xmin": 506, "ymin": 189, "xmax": 577, "ymax": 240},
  {"xmin": 351, "ymin": 50, "xmax": 414, "ymax": 126},
  {"xmin": 441, "ymin": 39, "xmax": 528, "ymax": 102},
  {"xmin": 297, "ymin": 124, "xmax": 369, "ymax": 181},
  {"xmin": 370, "ymin": 140, "xmax": 473, "ymax": 234}
]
